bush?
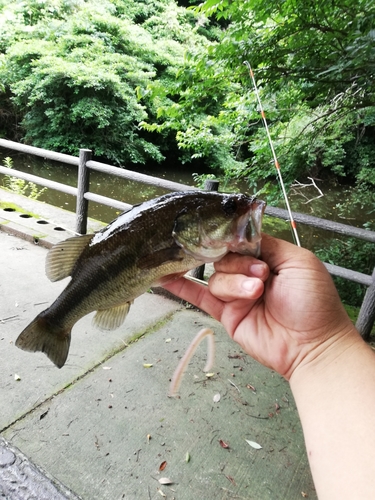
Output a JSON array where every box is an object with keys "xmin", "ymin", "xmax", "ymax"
[
  {"xmin": 316, "ymin": 237, "xmax": 375, "ymax": 307},
  {"xmin": 0, "ymin": 0, "xmax": 212, "ymax": 165}
]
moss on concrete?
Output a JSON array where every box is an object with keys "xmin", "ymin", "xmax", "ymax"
[{"xmin": 0, "ymin": 201, "xmax": 40, "ymax": 219}]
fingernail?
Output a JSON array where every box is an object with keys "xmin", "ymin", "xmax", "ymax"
[
  {"xmin": 242, "ymin": 279, "xmax": 255, "ymax": 292},
  {"xmin": 250, "ymin": 263, "xmax": 265, "ymax": 277}
]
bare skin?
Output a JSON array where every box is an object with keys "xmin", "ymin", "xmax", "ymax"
[{"xmin": 163, "ymin": 234, "xmax": 375, "ymax": 499}]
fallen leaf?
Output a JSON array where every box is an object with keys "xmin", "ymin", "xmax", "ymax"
[
  {"xmin": 158, "ymin": 478, "xmax": 173, "ymax": 485},
  {"xmin": 228, "ymin": 353, "xmax": 244, "ymax": 360},
  {"xmin": 245, "ymin": 439, "xmax": 262, "ymax": 449},
  {"xmin": 219, "ymin": 439, "xmax": 229, "ymax": 449},
  {"xmin": 159, "ymin": 460, "xmax": 167, "ymax": 471},
  {"xmin": 246, "ymin": 384, "xmax": 256, "ymax": 392},
  {"xmin": 143, "ymin": 363, "xmax": 153, "ymax": 368},
  {"xmin": 213, "ymin": 393, "xmax": 221, "ymax": 403}
]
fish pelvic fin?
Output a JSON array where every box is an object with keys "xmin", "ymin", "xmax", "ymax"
[
  {"xmin": 15, "ymin": 315, "xmax": 71, "ymax": 369},
  {"xmin": 46, "ymin": 234, "xmax": 93, "ymax": 282},
  {"xmin": 93, "ymin": 302, "xmax": 133, "ymax": 331}
]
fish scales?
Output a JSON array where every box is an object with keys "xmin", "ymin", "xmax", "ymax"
[{"xmin": 15, "ymin": 191, "xmax": 266, "ymax": 368}]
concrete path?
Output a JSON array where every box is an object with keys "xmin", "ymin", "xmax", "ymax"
[{"xmin": 0, "ymin": 191, "xmax": 316, "ymax": 499}]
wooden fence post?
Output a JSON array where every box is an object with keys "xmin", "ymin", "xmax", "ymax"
[
  {"xmin": 356, "ymin": 267, "xmax": 375, "ymax": 340},
  {"xmin": 190, "ymin": 179, "xmax": 220, "ymax": 281},
  {"xmin": 204, "ymin": 179, "xmax": 220, "ymax": 192},
  {"xmin": 76, "ymin": 149, "xmax": 92, "ymax": 235}
]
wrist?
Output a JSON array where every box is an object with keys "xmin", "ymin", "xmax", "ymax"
[
  {"xmin": 289, "ymin": 324, "xmax": 365, "ymax": 390},
  {"xmin": 287, "ymin": 325, "xmax": 375, "ymax": 500}
]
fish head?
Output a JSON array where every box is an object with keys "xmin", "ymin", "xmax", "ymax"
[{"xmin": 172, "ymin": 193, "xmax": 266, "ymax": 262}]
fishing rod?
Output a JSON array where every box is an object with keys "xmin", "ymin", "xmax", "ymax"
[{"xmin": 244, "ymin": 61, "xmax": 301, "ymax": 247}]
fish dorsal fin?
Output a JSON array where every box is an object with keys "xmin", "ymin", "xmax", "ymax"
[
  {"xmin": 93, "ymin": 301, "xmax": 133, "ymax": 331},
  {"xmin": 46, "ymin": 233, "xmax": 93, "ymax": 282}
]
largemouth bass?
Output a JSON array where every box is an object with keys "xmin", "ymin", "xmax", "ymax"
[{"xmin": 16, "ymin": 191, "xmax": 265, "ymax": 368}]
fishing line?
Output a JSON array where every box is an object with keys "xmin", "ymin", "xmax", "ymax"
[{"xmin": 244, "ymin": 61, "xmax": 301, "ymax": 247}]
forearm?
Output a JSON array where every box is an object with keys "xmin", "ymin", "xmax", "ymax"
[{"xmin": 290, "ymin": 328, "xmax": 375, "ymax": 499}]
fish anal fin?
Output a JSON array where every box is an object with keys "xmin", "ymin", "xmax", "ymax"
[
  {"xmin": 15, "ymin": 315, "xmax": 71, "ymax": 368},
  {"xmin": 46, "ymin": 234, "xmax": 93, "ymax": 282},
  {"xmin": 93, "ymin": 302, "xmax": 132, "ymax": 331}
]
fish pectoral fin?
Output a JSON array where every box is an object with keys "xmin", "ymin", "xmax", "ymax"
[
  {"xmin": 93, "ymin": 302, "xmax": 133, "ymax": 331},
  {"xmin": 45, "ymin": 234, "xmax": 93, "ymax": 282},
  {"xmin": 15, "ymin": 315, "xmax": 71, "ymax": 369},
  {"xmin": 137, "ymin": 246, "xmax": 184, "ymax": 270},
  {"xmin": 156, "ymin": 271, "xmax": 187, "ymax": 286}
]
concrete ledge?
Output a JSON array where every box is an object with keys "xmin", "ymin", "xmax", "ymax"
[
  {"xmin": 0, "ymin": 216, "xmax": 62, "ymax": 249},
  {"xmin": 0, "ymin": 188, "xmax": 105, "ymax": 247}
]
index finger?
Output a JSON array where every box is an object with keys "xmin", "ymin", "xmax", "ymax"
[
  {"xmin": 162, "ymin": 277, "xmax": 225, "ymax": 322},
  {"xmin": 214, "ymin": 252, "xmax": 269, "ymax": 280}
]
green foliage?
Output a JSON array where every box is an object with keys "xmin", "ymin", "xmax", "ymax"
[
  {"xmin": 316, "ymin": 236, "xmax": 375, "ymax": 307},
  {"xmin": 194, "ymin": 0, "xmax": 375, "ymax": 102},
  {"xmin": 2, "ymin": 156, "xmax": 47, "ymax": 200},
  {"xmin": 1, "ymin": 0, "xmax": 375, "ymax": 190},
  {"xmin": 0, "ymin": 0, "xmax": 212, "ymax": 165},
  {"xmin": 191, "ymin": 172, "xmax": 217, "ymax": 189},
  {"xmin": 139, "ymin": 0, "xmax": 375, "ymax": 199},
  {"xmin": 307, "ymin": 184, "xmax": 375, "ymax": 308}
]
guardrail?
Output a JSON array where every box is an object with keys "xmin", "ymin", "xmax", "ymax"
[{"xmin": 1, "ymin": 138, "xmax": 374, "ymax": 339}]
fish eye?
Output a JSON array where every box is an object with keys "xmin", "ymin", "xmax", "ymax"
[{"xmin": 222, "ymin": 198, "xmax": 237, "ymax": 216}]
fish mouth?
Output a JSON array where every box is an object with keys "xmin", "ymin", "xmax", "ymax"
[{"xmin": 230, "ymin": 199, "xmax": 266, "ymax": 257}]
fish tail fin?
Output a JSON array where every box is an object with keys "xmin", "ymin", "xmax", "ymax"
[{"xmin": 15, "ymin": 315, "xmax": 71, "ymax": 368}]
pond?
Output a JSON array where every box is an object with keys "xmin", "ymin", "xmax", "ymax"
[{"xmin": 0, "ymin": 147, "xmax": 374, "ymax": 254}]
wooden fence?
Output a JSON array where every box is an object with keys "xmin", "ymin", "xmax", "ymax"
[{"xmin": 0, "ymin": 138, "xmax": 374, "ymax": 339}]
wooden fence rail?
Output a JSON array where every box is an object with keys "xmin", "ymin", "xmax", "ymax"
[{"xmin": 0, "ymin": 138, "xmax": 374, "ymax": 339}]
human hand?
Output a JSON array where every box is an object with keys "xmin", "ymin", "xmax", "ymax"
[
  {"xmin": 165, "ymin": 235, "xmax": 375, "ymax": 500},
  {"xmin": 163, "ymin": 234, "xmax": 357, "ymax": 379}
]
